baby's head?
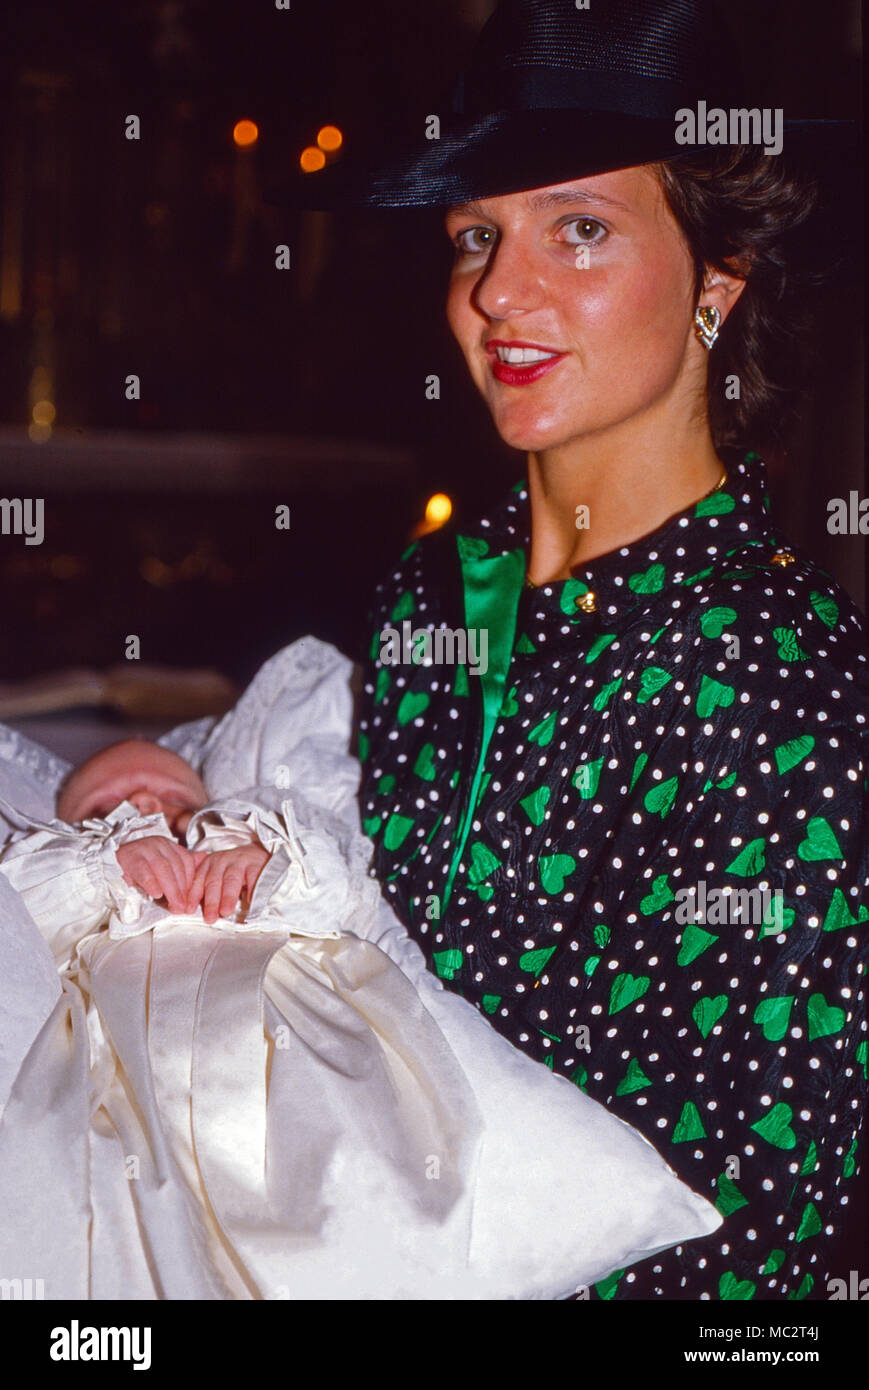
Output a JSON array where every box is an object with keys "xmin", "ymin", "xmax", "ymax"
[{"xmin": 57, "ymin": 739, "xmax": 209, "ymax": 836}]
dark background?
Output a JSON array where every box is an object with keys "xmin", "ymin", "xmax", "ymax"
[{"xmin": 0, "ymin": 0, "xmax": 863, "ymax": 690}]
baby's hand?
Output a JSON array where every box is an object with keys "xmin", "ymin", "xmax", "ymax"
[
  {"xmin": 188, "ymin": 845, "xmax": 270, "ymax": 923},
  {"xmin": 116, "ymin": 836, "xmax": 204, "ymax": 915}
]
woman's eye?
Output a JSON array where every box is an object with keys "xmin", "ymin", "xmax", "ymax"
[
  {"xmin": 453, "ymin": 226, "xmax": 497, "ymax": 257},
  {"xmin": 558, "ymin": 216, "xmax": 608, "ymax": 247}
]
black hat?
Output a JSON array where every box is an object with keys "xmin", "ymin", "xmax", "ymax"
[{"xmin": 268, "ymin": 0, "xmax": 852, "ymax": 210}]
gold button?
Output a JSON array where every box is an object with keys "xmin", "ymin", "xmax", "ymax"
[
  {"xmin": 770, "ymin": 549, "xmax": 795, "ymax": 566},
  {"xmin": 575, "ymin": 590, "xmax": 597, "ymax": 613}
]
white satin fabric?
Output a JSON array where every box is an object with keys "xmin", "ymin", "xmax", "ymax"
[
  {"xmin": 0, "ymin": 795, "xmax": 490, "ymax": 1299},
  {"xmin": 1, "ymin": 920, "xmax": 490, "ymax": 1299},
  {"xmin": 0, "ymin": 640, "xmax": 723, "ymax": 1299}
]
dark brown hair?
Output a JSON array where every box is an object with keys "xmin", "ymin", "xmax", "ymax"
[{"xmin": 654, "ymin": 148, "xmax": 821, "ymax": 452}]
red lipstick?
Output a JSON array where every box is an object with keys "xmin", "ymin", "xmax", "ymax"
[{"xmin": 486, "ymin": 339, "xmax": 567, "ymax": 386}]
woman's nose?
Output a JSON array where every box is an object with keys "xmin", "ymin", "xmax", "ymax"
[{"xmin": 472, "ymin": 238, "xmax": 546, "ymax": 321}]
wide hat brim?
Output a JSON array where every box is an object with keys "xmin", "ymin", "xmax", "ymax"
[{"xmin": 265, "ymin": 109, "xmax": 855, "ymax": 211}]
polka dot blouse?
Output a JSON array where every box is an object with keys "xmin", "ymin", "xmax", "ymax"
[{"xmin": 357, "ymin": 450, "xmax": 869, "ymax": 1301}]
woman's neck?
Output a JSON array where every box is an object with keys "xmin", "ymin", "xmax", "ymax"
[{"xmin": 525, "ymin": 411, "xmax": 725, "ymax": 584}]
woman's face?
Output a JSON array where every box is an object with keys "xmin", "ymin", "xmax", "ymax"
[{"xmin": 444, "ymin": 165, "xmax": 706, "ymax": 454}]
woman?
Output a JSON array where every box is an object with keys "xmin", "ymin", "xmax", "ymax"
[{"xmin": 296, "ymin": 0, "xmax": 868, "ymax": 1299}]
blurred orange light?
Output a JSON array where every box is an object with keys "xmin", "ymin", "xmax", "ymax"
[
  {"xmin": 140, "ymin": 556, "xmax": 174, "ymax": 588},
  {"xmin": 300, "ymin": 146, "xmax": 326, "ymax": 173},
  {"xmin": 233, "ymin": 119, "xmax": 259, "ymax": 148},
  {"xmin": 425, "ymin": 493, "xmax": 452, "ymax": 526},
  {"xmin": 32, "ymin": 399, "xmax": 56, "ymax": 426},
  {"xmin": 317, "ymin": 125, "xmax": 343, "ymax": 152}
]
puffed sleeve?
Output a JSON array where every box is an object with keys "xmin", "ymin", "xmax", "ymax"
[
  {"xmin": 555, "ymin": 719, "xmax": 868, "ymax": 1301},
  {"xmin": 0, "ymin": 805, "xmax": 175, "ymax": 964}
]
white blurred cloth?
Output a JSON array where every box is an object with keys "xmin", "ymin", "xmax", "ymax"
[{"xmin": 0, "ymin": 639, "xmax": 721, "ymax": 1299}]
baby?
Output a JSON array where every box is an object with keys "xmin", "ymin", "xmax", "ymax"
[{"xmin": 56, "ymin": 738, "xmax": 270, "ymax": 924}]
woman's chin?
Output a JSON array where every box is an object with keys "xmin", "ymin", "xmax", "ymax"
[{"xmin": 490, "ymin": 410, "xmax": 579, "ymax": 454}]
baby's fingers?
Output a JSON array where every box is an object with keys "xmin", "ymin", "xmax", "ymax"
[
  {"xmin": 219, "ymin": 865, "xmax": 246, "ymax": 920},
  {"xmin": 131, "ymin": 862, "xmax": 164, "ymax": 900},
  {"xmin": 173, "ymin": 844, "xmax": 198, "ymax": 896},
  {"xmin": 202, "ymin": 862, "xmax": 226, "ymax": 923},
  {"xmin": 187, "ymin": 855, "xmax": 209, "ymax": 913},
  {"xmin": 244, "ymin": 857, "xmax": 267, "ymax": 901},
  {"xmin": 154, "ymin": 843, "xmax": 188, "ymax": 913},
  {"xmin": 136, "ymin": 856, "xmax": 180, "ymax": 909}
]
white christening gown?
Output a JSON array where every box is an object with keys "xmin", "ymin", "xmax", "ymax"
[{"xmin": 0, "ymin": 787, "xmax": 721, "ymax": 1300}]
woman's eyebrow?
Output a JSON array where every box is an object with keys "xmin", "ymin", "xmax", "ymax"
[
  {"xmin": 446, "ymin": 200, "xmax": 490, "ymax": 219},
  {"xmin": 523, "ymin": 186, "xmax": 631, "ymax": 213},
  {"xmin": 447, "ymin": 186, "xmax": 631, "ymax": 220}
]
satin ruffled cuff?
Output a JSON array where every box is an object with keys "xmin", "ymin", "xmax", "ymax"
[
  {"xmin": 188, "ymin": 799, "xmax": 345, "ymax": 939},
  {"xmin": 87, "ymin": 805, "xmax": 175, "ymax": 928}
]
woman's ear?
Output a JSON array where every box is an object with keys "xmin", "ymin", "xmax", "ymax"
[{"xmin": 699, "ymin": 260, "xmax": 749, "ymax": 327}]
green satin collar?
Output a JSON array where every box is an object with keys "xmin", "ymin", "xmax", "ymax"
[{"xmin": 441, "ymin": 541, "xmax": 526, "ymax": 913}]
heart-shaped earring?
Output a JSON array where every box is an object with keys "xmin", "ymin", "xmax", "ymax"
[{"xmin": 694, "ymin": 305, "xmax": 721, "ymax": 350}]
